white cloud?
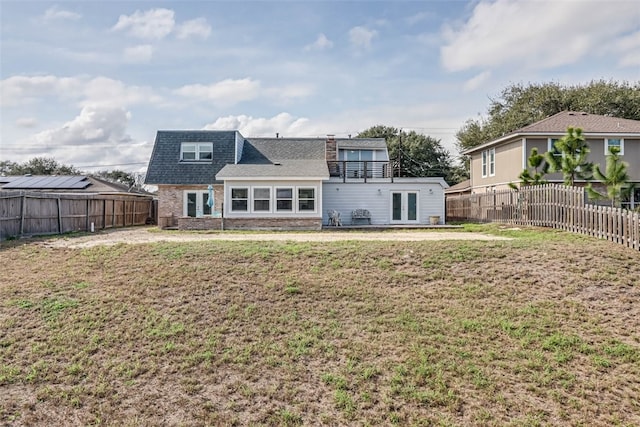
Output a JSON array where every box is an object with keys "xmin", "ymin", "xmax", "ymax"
[
  {"xmin": 264, "ymin": 83, "xmax": 315, "ymax": 102},
  {"xmin": 441, "ymin": 0, "xmax": 640, "ymax": 72},
  {"xmin": 0, "ymin": 75, "xmax": 83, "ymax": 107},
  {"xmin": 204, "ymin": 113, "xmax": 311, "ymax": 137},
  {"xmin": 349, "ymin": 26, "xmax": 377, "ymax": 49},
  {"xmin": 174, "ymin": 78, "xmax": 261, "ymax": 105},
  {"xmin": 43, "ymin": 5, "xmax": 81, "ymax": 21},
  {"xmin": 34, "ymin": 105, "xmax": 132, "ymax": 147},
  {"xmin": 304, "ymin": 33, "xmax": 333, "ymax": 51},
  {"xmin": 112, "ymin": 8, "xmax": 175, "ymax": 40},
  {"xmin": 613, "ymin": 30, "xmax": 640, "ymax": 68},
  {"xmin": 175, "ymin": 17, "xmax": 211, "ymax": 40},
  {"xmin": 123, "ymin": 45, "xmax": 154, "ymax": 63},
  {"xmin": 16, "ymin": 117, "xmax": 38, "ymax": 128},
  {"xmin": 406, "ymin": 11, "xmax": 434, "ymax": 26},
  {"xmin": 0, "ymin": 75, "xmax": 161, "ymax": 109},
  {"xmin": 463, "ymin": 71, "xmax": 491, "ymax": 92}
]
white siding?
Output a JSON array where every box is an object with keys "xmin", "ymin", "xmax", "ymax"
[{"xmin": 322, "ymin": 179, "xmax": 446, "ymax": 225}]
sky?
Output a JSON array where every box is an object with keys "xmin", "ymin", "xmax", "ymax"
[{"xmin": 1, "ymin": 0, "xmax": 639, "ymax": 174}]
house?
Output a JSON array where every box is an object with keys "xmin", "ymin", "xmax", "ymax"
[
  {"xmin": 461, "ymin": 111, "xmax": 640, "ymax": 206},
  {"xmin": 0, "ymin": 175, "xmax": 152, "ymax": 196},
  {"xmin": 145, "ymin": 131, "xmax": 449, "ymax": 230}
]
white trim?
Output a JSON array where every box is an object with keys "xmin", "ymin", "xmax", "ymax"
[
  {"xmin": 521, "ymin": 138, "xmax": 527, "ymax": 169},
  {"xmin": 183, "ymin": 190, "xmax": 213, "ymax": 217},
  {"xmin": 252, "ymin": 186, "xmax": 271, "ymax": 213},
  {"xmin": 605, "ymin": 138, "xmax": 624, "ymax": 155},
  {"xmin": 217, "ymin": 176, "xmax": 327, "ymax": 181},
  {"xmin": 227, "ymin": 184, "xmax": 319, "ymax": 215},
  {"xmin": 390, "ymin": 190, "xmax": 420, "ymax": 224},
  {"xmin": 230, "ymin": 187, "xmax": 249, "ymax": 212},
  {"xmin": 180, "ymin": 142, "xmax": 213, "ymax": 161}
]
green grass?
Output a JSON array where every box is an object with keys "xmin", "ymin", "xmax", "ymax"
[{"xmin": 0, "ymin": 225, "xmax": 639, "ymax": 425}]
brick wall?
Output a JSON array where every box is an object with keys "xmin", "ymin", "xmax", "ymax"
[
  {"xmin": 326, "ymin": 135, "xmax": 337, "ymax": 161},
  {"xmin": 157, "ymin": 184, "xmax": 224, "ymax": 228},
  {"xmin": 223, "ymin": 217, "xmax": 322, "ymax": 230},
  {"xmin": 178, "ymin": 217, "xmax": 223, "ymax": 230}
]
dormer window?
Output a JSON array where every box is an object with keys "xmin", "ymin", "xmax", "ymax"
[{"xmin": 181, "ymin": 142, "xmax": 213, "ymax": 161}]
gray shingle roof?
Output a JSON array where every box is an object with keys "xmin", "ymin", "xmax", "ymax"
[
  {"xmin": 337, "ymin": 138, "xmax": 387, "ymax": 150},
  {"xmin": 516, "ymin": 111, "xmax": 640, "ymax": 133},
  {"xmin": 145, "ymin": 130, "xmax": 238, "ymax": 185},
  {"xmin": 216, "ymin": 138, "xmax": 329, "ymax": 179},
  {"xmin": 464, "ymin": 111, "xmax": 640, "ymax": 154}
]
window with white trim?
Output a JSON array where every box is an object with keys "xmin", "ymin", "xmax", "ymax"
[
  {"xmin": 548, "ymin": 138, "xmax": 561, "ymax": 157},
  {"xmin": 298, "ymin": 188, "xmax": 315, "ymax": 211},
  {"xmin": 276, "ymin": 188, "xmax": 293, "ymax": 212},
  {"xmin": 184, "ymin": 191, "xmax": 212, "ymax": 217},
  {"xmin": 489, "ymin": 148, "xmax": 495, "ymax": 176},
  {"xmin": 231, "ymin": 188, "xmax": 248, "ymax": 211},
  {"xmin": 605, "ymin": 138, "xmax": 624, "ymax": 155},
  {"xmin": 181, "ymin": 142, "xmax": 213, "ymax": 161},
  {"xmin": 481, "ymin": 148, "xmax": 495, "ymax": 178},
  {"xmin": 253, "ymin": 187, "xmax": 271, "ymax": 212}
]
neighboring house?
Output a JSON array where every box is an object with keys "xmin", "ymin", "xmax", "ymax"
[
  {"xmin": 461, "ymin": 111, "xmax": 640, "ymax": 205},
  {"xmin": 146, "ymin": 131, "xmax": 449, "ymax": 230},
  {"xmin": 0, "ymin": 175, "xmax": 152, "ymax": 196}
]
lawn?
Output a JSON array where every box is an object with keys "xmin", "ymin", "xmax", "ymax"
[{"xmin": 1, "ymin": 225, "xmax": 639, "ymax": 426}]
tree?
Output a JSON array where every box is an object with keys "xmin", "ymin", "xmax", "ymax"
[
  {"xmin": 545, "ymin": 127, "xmax": 593, "ymax": 186},
  {"xmin": 456, "ymin": 80, "xmax": 640, "ymax": 153},
  {"xmin": 357, "ymin": 125, "xmax": 458, "ymax": 184},
  {"xmin": 1, "ymin": 157, "xmax": 79, "ymax": 175},
  {"xmin": 586, "ymin": 147, "xmax": 634, "ymax": 207},
  {"xmin": 509, "ymin": 147, "xmax": 548, "ymax": 189}
]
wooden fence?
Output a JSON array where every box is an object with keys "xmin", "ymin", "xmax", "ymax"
[
  {"xmin": 446, "ymin": 184, "xmax": 640, "ymax": 251},
  {"xmin": 0, "ymin": 191, "xmax": 157, "ymax": 240}
]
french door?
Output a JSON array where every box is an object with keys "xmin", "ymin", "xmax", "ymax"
[{"xmin": 391, "ymin": 191, "xmax": 418, "ymax": 223}]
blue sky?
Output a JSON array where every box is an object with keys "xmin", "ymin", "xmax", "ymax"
[{"xmin": 1, "ymin": 0, "xmax": 639, "ymax": 173}]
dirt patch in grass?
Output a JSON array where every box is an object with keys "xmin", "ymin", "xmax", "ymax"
[{"xmin": 1, "ymin": 226, "xmax": 639, "ymax": 426}]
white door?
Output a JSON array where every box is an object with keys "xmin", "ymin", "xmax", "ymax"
[{"xmin": 390, "ymin": 191, "xmax": 419, "ymax": 223}]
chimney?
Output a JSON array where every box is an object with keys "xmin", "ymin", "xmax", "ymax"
[{"xmin": 325, "ymin": 134, "xmax": 337, "ymax": 161}]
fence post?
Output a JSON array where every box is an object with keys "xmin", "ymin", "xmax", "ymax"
[
  {"xmin": 57, "ymin": 197, "xmax": 62, "ymax": 234},
  {"xmin": 18, "ymin": 193, "xmax": 26, "ymax": 237}
]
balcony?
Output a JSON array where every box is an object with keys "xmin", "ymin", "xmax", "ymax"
[{"xmin": 327, "ymin": 160, "xmax": 395, "ymax": 183}]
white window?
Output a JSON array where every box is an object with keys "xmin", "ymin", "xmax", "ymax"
[
  {"xmin": 298, "ymin": 188, "xmax": 315, "ymax": 212},
  {"xmin": 605, "ymin": 138, "xmax": 624, "ymax": 155},
  {"xmin": 253, "ymin": 187, "xmax": 271, "ymax": 212},
  {"xmin": 548, "ymin": 138, "xmax": 561, "ymax": 157},
  {"xmin": 482, "ymin": 151, "xmax": 487, "ymax": 178},
  {"xmin": 183, "ymin": 191, "xmax": 212, "ymax": 217},
  {"xmin": 181, "ymin": 142, "xmax": 213, "ymax": 161},
  {"xmin": 276, "ymin": 188, "xmax": 293, "ymax": 212},
  {"xmin": 231, "ymin": 188, "xmax": 248, "ymax": 211},
  {"xmin": 489, "ymin": 148, "xmax": 495, "ymax": 176},
  {"xmin": 481, "ymin": 148, "xmax": 495, "ymax": 178}
]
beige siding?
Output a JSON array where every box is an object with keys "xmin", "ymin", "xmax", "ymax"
[{"xmin": 470, "ymin": 138, "xmax": 523, "ymax": 192}]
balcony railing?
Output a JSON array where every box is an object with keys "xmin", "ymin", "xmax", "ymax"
[{"xmin": 327, "ymin": 160, "xmax": 395, "ymax": 183}]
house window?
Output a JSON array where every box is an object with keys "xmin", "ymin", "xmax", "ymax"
[
  {"xmin": 605, "ymin": 138, "xmax": 624, "ymax": 155},
  {"xmin": 253, "ymin": 187, "xmax": 271, "ymax": 212},
  {"xmin": 184, "ymin": 191, "xmax": 212, "ymax": 217},
  {"xmin": 489, "ymin": 148, "xmax": 495, "ymax": 176},
  {"xmin": 548, "ymin": 138, "xmax": 562, "ymax": 157},
  {"xmin": 298, "ymin": 188, "xmax": 315, "ymax": 211},
  {"xmin": 481, "ymin": 148, "xmax": 495, "ymax": 178},
  {"xmin": 181, "ymin": 142, "xmax": 213, "ymax": 161},
  {"xmin": 276, "ymin": 188, "xmax": 293, "ymax": 212},
  {"xmin": 231, "ymin": 188, "xmax": 248, "ymax": 211}
]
